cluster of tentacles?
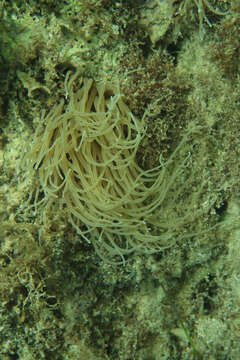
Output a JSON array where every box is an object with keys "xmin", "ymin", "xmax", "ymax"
[{"xmin": 27, "ymin": 71, "xmax": 201, "ymax": 263}]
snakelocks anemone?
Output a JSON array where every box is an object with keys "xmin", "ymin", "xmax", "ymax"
[{"xmin": 26, "ymin": 71, "xmax": 201, "ymax": 264}]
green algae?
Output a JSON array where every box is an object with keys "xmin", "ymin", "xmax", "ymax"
[{"xmin": 0, "ymin": 1, "xmax": 239, "ymax": 359}]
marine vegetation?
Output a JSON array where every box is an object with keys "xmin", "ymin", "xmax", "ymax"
[{"xmin": 177, "ymin": 0, "xmax": 230, "ymax": 38}]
